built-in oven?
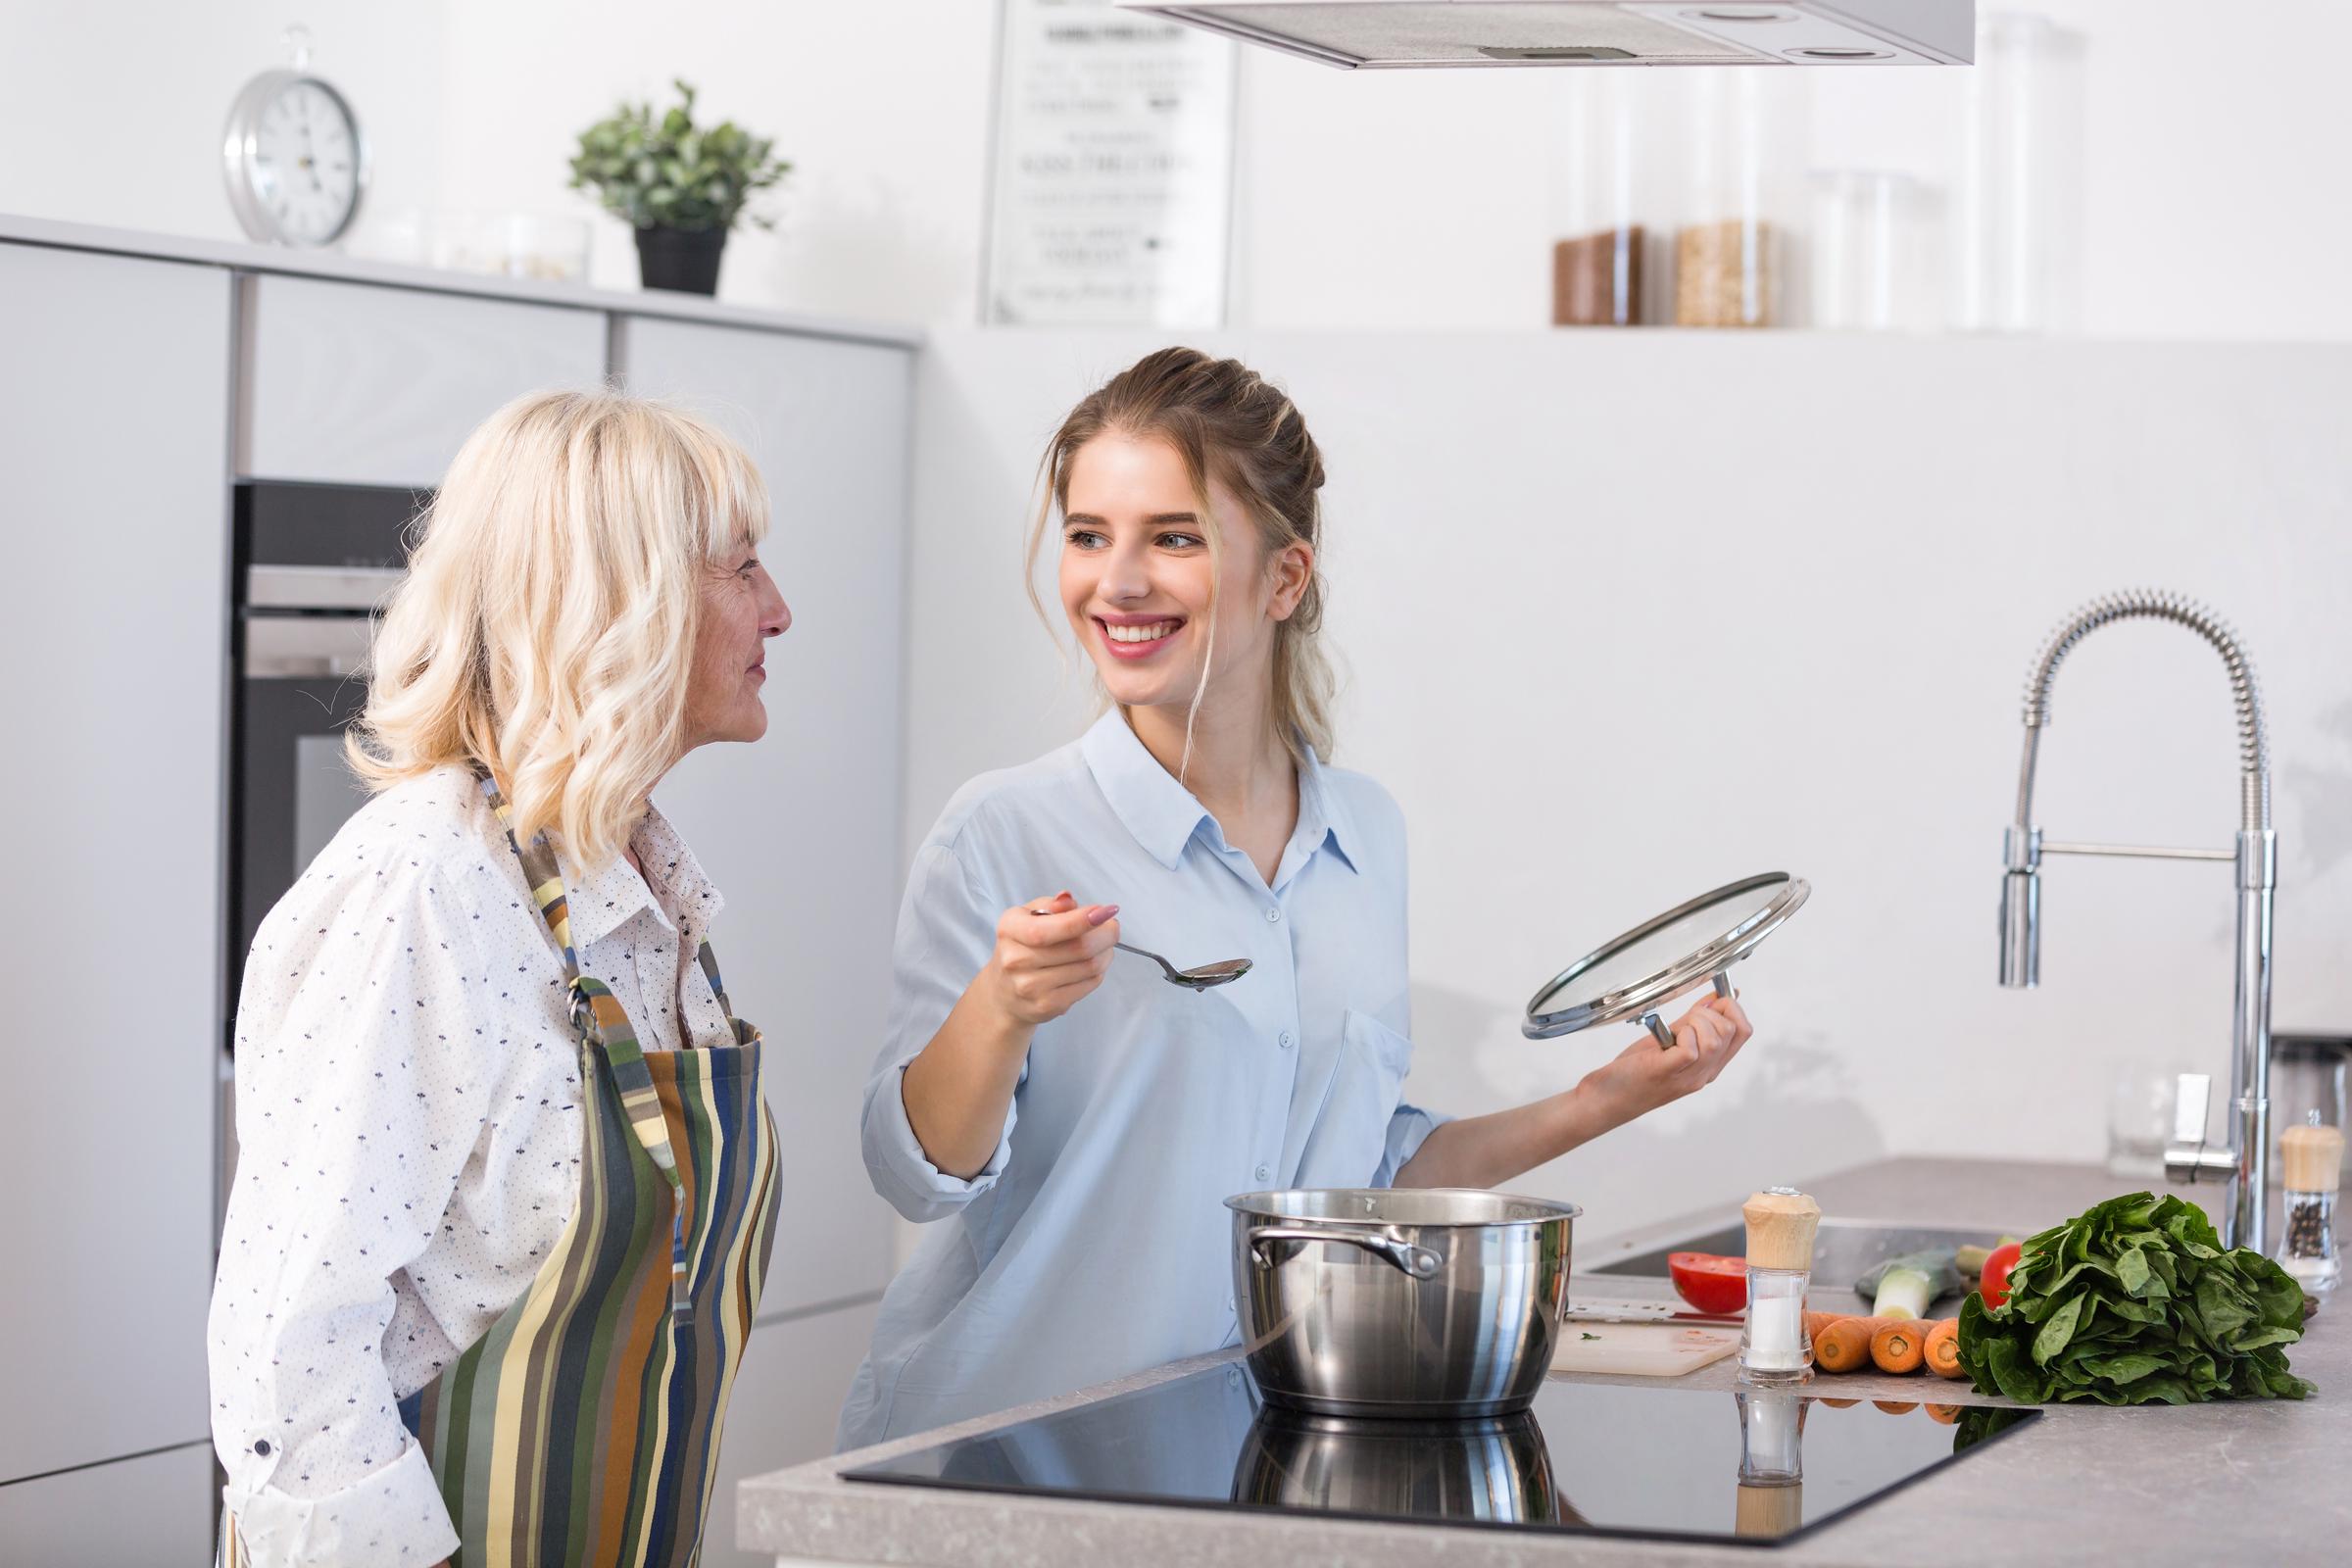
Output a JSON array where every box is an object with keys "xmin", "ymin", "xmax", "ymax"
[{"xmin": 226, "ymin": 481, "xmax": 424, "ymax": 1054}]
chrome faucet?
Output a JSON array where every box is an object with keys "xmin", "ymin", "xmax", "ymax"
[{"xmin": 1997, "ymin": 590, "xmax": 2275, "ymax": 1251}]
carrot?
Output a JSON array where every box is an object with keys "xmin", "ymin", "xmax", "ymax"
[
  {"xmin": 1818, "ymin": 1396, "xmax": 1861, "ymax": 1409},
  {"xmin": 1870, "ymin": 1317, "xmax": 1927, "ymax": 1375},
  {"xmin": 1873, "ymin": 1400, "xmax": 1919, "ymax": 1414},
  {"xmin": 1924, "ymin": 1402, "xmax": 1961, "ymax": 1425},
  {"xmin": 1923, "ymin": 1318, "xmax": 1964, "ymax": 1379},
  {"xmin": 1814, "ymin": 1315, "xmax": 1878, "ymax": 1374},
  {"xmin": 1803, "ymin": 1310, "xmax": 1843, "ymax": 1344}
]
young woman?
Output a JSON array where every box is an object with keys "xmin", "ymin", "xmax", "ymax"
[
  {"xmin": 838, "ymin": 348, "xmax": 1751, "ymax": 1449},
  {"xmin": 210, "ymin": 391, "xmax": 792, "ymax": 1568}
]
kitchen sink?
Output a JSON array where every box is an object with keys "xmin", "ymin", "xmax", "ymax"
[{"xmin": 1582, "ymin": 1219, "xmax": 2017, "ymax": 1313}]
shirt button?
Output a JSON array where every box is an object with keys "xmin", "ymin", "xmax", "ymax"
[
  {"xmin": 253, "ymin": 1439, "xmax": 272, "ymax": 1456},
  {"xmin": 1254, "ymin": 1163, "xmax": 1270, "ymax": 1182},
  {"xmin": 1278, "ymin": 1031, "xmax": 1294, "ymax": 1049},
  {"xmin": 1264, "ymin": 906, "xmax": 1282, "ymax": 922}
]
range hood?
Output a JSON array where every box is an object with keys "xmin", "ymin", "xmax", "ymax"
[{"xmin": 1115, "ymin": 2, "xmax": 1974, "ymax": 68}]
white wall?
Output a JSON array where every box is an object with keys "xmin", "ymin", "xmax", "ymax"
[
  {"xmin": 4, "ymin": 2, "xmax": 2348, "ymax": 337},
  {"xmin": 904, "ymin": 328, "xmax": 2352, "ymax": 1239}
]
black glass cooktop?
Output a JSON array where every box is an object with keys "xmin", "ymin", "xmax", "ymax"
[{"xmin": 842, "ymin": 1365, "xmax": 2037, "ymax": 1546}]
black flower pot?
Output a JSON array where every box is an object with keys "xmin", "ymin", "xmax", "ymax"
[{"xmin": 634, "ymin": 225, "xmax": 727, "ymax": 295}]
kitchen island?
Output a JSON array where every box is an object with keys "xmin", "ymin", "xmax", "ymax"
[{"xmin": 740, "ymin": 1158, "xmax": 2345, "ymax": 1567}]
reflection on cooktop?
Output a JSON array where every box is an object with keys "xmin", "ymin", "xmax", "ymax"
[{"xmin": 841, "ymin": 1366, "xmax": 2038, "ymax": 1545}]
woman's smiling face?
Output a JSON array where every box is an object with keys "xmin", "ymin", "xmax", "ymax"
[{"xmin": 1058, "ymin": 431, "xmax": 1294, "ymax": 718}]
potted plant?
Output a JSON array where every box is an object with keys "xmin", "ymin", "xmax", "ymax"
[{"xmin": 569, "ymin": 79, "xmax": 789, "ymax": 295}]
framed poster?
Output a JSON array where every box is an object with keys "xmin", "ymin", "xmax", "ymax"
[{"xmin": 984, "ymin": 0, "xmax": 1239, "ymax": 326}]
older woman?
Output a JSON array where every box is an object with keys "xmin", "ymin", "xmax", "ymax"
[{"xmin": 209, "ymin": 390, "xmax": 791, "ymax": 1568}]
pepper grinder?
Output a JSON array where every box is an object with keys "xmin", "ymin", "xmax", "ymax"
[
  {"xmin": 2278, "ymin": 1113, "xmax": 2342, "ymax": 1297},
  {"xmin": 1740, "ymin": 1187, "xmax": 1819, "ymax": 1384}
]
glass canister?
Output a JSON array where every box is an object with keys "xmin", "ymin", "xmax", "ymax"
[
  {"xmin": 1673, "ymin": 69, "xmax": 1805, "ymax": 328},
  {"xmin": 2278, "ymin": 1114, "xmax": 2342, "ymax": 1298},
  {"xmin": 1549, "ymin": 71, "xmax": 1666, "ymax": 326},
  {"xmin": 1809, "ymin": 171, "xmax": 1940, "ymax": 332},
  {"xmin": 1952, "ymin": 11, "xmax": 2086, "ymax": 333}
]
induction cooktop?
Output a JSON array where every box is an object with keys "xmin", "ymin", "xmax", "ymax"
[{"xmin": 841, "ymin": 1365, "xmax": 2037, "ymax": 1546}]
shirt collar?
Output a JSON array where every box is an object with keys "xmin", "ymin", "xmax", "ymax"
[
  {"xmin": 559, "ymin": 800, "xmax": 727, "ymax": 951},
  {"xmin": 1078, "ymin": 709, "xmax": 1360, "ymax": 878},
  {"xmin": 1295, "ymin": 748, "xmax": 1363, "ymax": 878}
]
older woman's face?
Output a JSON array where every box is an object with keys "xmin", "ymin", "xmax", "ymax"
[{"xmin": 684, "ymin": 544, "xmax": 790, "ymax": 750}]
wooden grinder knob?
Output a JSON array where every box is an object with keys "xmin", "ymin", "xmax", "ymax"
[
  {"xmin": 1736, "ymin": 1481, "xmax": 1803, "ymax": 1538},
  {"xmin": 2281, "ymin": 1121, "xmax": 2345, "ymax": 1195},
  {"xmin": 1743, "ymin": 1188, "xmax": 1821, "ymax": 1272}
]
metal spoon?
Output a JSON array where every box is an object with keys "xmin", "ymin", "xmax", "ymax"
[
  {"xmin": 1026, "ymin": 906, "xmax": 1252, "ymax": 991},
  {"xmin": 1116, "ymin": 943, "xmax": 1252, "ymax": 991}
]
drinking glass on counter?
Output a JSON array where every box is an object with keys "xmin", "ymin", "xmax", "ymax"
[{"xmin": 2105, "ymin": 1064, "xmax": 2189, "ymax": 1181}]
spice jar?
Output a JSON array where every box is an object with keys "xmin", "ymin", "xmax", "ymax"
[
  {"xmin": 1672, "ymin": 70, "xmax": 1803, "ymax": 328},
  {"xmin": 1740, "ymin": 1187, "xmax": 1818, "ymax": 1384},
  {"xmin": 1549, "ymin": 72, "xmax": 1661, "ymax": 326},
  {"xmin": 2278, "ymin": 1114, "xmax": 2342, "ymax": 1297}
]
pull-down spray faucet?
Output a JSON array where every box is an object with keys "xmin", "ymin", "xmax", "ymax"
[{"xmin": 1998, "ymin": 590, "xmax": 2276, "ymax": 1251}]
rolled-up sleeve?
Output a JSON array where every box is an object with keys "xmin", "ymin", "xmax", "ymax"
[
  {"xmin": 861, "ymin": 840, "xmax": 1020, "ymax": 1221},
  {"xmin": 210, "ymin": 860, "xmax": 497, "ymax": 1568},
  {"xmin": 1374, "ymin": 1101, "xmax": 1451, "ymax": 1188},
  {"xmin": 221, "ymin": 1442, "xmax": 455, "ymax": 1568}
]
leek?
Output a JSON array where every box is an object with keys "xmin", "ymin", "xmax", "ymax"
[{"xmin": 1854, "ymin": 1249, "xmax": 1965, "ymax": 1320}]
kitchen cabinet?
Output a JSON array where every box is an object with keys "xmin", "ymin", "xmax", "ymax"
[
  {"xmin": 238, "ymin": 272, "xmax": 607, "ymax": 486},
  {"xmin": 704, "ymin": 1298, "xmax": 883, "ymax": 1568},
  {"xmin": 0, "ymin": 243, "xmax": 227, "ymax": 1489},
  {"xmin": 613, "ymin": 316, "xmax": 913, "ymax": 1314},
  {"xmin": 0, "ymin": 1443, "xmax": 215, "ymax": 1562}
]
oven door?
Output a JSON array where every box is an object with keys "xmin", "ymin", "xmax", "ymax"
[{"xmin": 228, "ymin": 614, "xmax": 377, "ymax": 1037}]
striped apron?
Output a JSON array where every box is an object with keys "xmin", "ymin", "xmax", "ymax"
[{"xmin": 226, "ymin": 774, "xmax": 783, "ymax": 1567}]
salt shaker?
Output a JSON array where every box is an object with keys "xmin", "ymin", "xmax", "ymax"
[
  {"xmin": 1737, "ymin": 1388, "xmax": 1807, "ymax": 1485},
  {"xmin": 1740, "ymin": 1186, "xmax": 1819, "ymax": 1384},
  {"xmin": 2277, "ymin": 1113, "xmax": 2342, "ymax": 1297}
]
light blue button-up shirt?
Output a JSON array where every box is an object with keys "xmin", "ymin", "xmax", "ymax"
[{"xmin": 837, "ymin": 711, "xmax": 1446, "ymax": 1449}]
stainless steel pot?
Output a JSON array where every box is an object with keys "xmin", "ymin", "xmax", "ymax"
[
  {"xmin": 1231, "ymin": 1406, "xmax": 1571, "ymax": 1525},
  {"xmin": 1226, "ymin": 1188, "xmax": 1580, "ymax": 1418}
]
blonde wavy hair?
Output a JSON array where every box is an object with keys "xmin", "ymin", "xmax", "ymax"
[{"xmin": 349, "ymin": 388, "xmax": 769, "ymax": 871}]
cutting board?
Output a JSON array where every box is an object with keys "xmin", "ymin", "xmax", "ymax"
[{"xmin": 1551, "ymin": 1323, "xmax": 1741, "ymax": 1377}]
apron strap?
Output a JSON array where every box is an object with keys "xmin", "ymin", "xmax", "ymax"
[{"xmin": 476, "ymin": 767, "xmax": 726, "ymax": 1322}]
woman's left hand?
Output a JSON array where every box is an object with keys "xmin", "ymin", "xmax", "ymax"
[{"xmin": 1579, "ymin": 992, "xmax": 1753, "ymax": 1125}]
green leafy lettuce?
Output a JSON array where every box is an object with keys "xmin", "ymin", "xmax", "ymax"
[{"xmin": 1955, "ymin": 1192, "xmax": 2314, "ymax": 1406}]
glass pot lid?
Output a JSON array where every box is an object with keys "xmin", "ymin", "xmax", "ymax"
[{"xmin": 1524, "ymin": 872, "xmax": 1809, "ymax": 1048}]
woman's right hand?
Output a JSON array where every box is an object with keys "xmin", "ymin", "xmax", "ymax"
[{"xmin": 983, "ymin": 891, "xmax": 1121, "ymax": 1027}]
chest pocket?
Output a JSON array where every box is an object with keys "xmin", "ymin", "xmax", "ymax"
[{"xmin": 1292, "ymin": 1007, "xmax": 1417, "ymax": 1190}]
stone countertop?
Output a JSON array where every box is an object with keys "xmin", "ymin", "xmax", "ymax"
[
  {"xmin": 741, "ymin": 1158, "xmax": 2344, "ymax": 1567},
  {"xmin": 0, "ymin": 212, "xmax": 922, "ymax": 349}
]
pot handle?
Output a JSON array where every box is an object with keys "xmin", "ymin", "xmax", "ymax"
[{"xmin": 1247, "ymin": 1224, "xmax": 1443, "ymax": 1280}]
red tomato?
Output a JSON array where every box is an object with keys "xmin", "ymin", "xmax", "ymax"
[
  {"xmin": 1668, "ymin": 1251, "xmax": 1748, "ymax": 1314},
  {"xmin": 1980, "ymin": 1242, "xmax": 2024, "ymax": 1307}
]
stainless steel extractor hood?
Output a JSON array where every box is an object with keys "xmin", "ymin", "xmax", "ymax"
[{"xmin": 1116, "ymin": 2, "xmax": 1974, "ymax": 68}]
